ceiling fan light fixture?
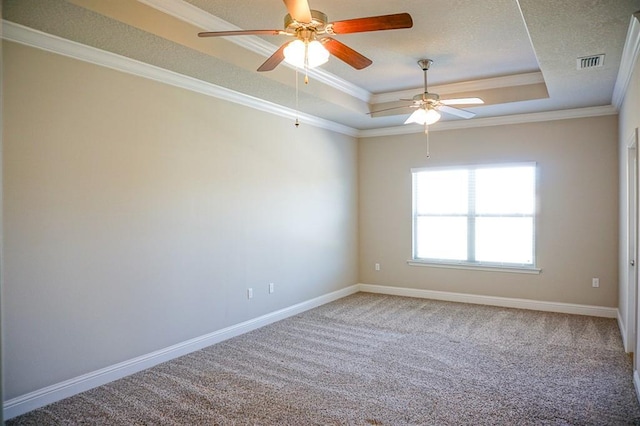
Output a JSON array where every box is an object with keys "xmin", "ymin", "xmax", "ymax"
[
  {"xmin": 404, "ymin": 107, "xmax": 441, "ymax": 125},
  {"xmin": 284, "ymin": 39, "xmax": 329, "ymax": 69}
]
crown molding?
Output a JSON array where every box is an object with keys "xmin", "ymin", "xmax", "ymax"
[
  {"xmin": 137, "ymin": 0, "xmax": 372, "ymax": 103},
  {"xmin": 2, "ymin": 20, "xmax": 359, "ymax": 138},
  {"xmin": 370, "ymin": 72, "xmax": 545, "ymax": 105},
  {"xmin": 357, "ymin": 105, "xmax": 618, "ymax": 138},
  {"xmin": 612, "ymin": 12, "xmax": 640, "ymax": 109},
  {"xmin": 138, "ymin": 0, "xmax": 272, "ymax": 55}
]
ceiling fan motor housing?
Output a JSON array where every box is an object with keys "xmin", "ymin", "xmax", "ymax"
[
  {"xmin": 285, "ymin": 10, "xmax": 328, "ymax": 34},
  {"xmin": 413, "ymin": 92, "xmax": 440, "ymax": 105}
]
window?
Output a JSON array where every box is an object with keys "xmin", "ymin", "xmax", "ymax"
[{"xmin": 411, "ymin": 163, "xmax": 538, "ymax": 272}]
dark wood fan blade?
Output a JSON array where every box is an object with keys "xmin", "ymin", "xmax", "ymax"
[
  {"xmin": 198, "ymin": 30, "xmax": 283, "ymax": 37},
  {"xmin": 322, "ymin": 38, "xmax": 372, "ymax": 70},
  {"xmin": 283, "ymin": 0, "xmax": 312, "ymax": 23},
  {"xmin": 257, "ymin": 42, "xmax": 291, "ymax": 72},
  {"xmin": 330, "ymin": 13, "xmax": 413, "ymax": 34}
]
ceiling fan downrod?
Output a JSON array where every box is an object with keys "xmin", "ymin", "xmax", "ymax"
[
  {"xmin": 419, "ymin": 59, "xmax": 433, "ymax": 95},
  {"xmin": 413, "ymin": 59, "xmax": 440, "ymax": 105}
]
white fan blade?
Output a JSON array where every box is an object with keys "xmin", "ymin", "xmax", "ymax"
[
  {"xmin": 440, "ymin": 97, "xmax": 484, "ymax": 105},
  {"xmin": 438, "ymin": 105, "xmax": 476, "ymax": 119},
  {"xmin": 367, "ymin": 105, "xmax": 414, "ymax": 115}
]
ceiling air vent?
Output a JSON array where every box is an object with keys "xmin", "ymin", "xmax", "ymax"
[{"xmin": 577, "ymin": 54, "xmax": 605, "ymax": 70}]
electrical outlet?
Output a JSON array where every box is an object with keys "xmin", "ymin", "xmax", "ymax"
[
  {"xmin": 375, "ymin": 263, "xmax": 381, "ymax": 271},
  {"xmin": 247, "ymin": 288, "xmax": 253, "ymax": 299},
  {"xmin": 592, "ymin": 278, "xmax": 600, "ymax": 288},
  {"xmin": 269, "ymin": 282, "xmax": 274, "ymax": 294}
]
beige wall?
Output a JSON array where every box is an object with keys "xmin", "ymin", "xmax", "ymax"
[
  {"xmin": 359, "ymin": 116, "xmax": 619, "ymax": 307},
  {"xmin": 2, "ymin": 42, "xmax": 358, "ymax": 399}
]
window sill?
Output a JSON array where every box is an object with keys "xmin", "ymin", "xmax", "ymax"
[{"xmin": 407, "ymin": 260, "xmax": 541, "ymax": 274}]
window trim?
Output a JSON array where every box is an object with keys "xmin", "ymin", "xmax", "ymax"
[
  {"xmin": 410, "ymin": 162, "xmax": 540, "ymax": 273},
  {"xmin": 406, "ymin": 259, "xmax": 541, "ymax": 274}
]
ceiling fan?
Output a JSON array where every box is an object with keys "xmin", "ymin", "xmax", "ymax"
[
  {"xmin": 374, "ymin": 59, "xmax": 484, "ymax": 126},
  {"xmin": 197, "ymin": 0, "xmax": 413, "ymax": 72}
]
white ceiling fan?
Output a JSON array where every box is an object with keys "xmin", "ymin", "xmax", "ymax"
[{"xmin": 373, "ymin": 59, "xmax": 484, "ymax": 125}]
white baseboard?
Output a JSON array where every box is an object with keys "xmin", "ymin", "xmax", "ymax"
[
  {"xmin": 357, "ymin": 283, "xmax": 619, "ymax": 318},
  {"xmin": 619, "ymin": 309, "xmax": 630, "ymax": 352},
  {"xmin": 3, "ymin": 285, "xmax": 359, "ymax": 420}
]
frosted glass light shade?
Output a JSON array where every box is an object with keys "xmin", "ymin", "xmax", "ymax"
[
  {"xmin": 307, "ymin": 40, "xmax": 330, "ymax": 67},
  {"xmin": 284, "ymin": 39, "xmax": 329, "ymax": 69},
  {"xmin": 404, "ymin": 108, "xmax": 441, "ymax": 125}
]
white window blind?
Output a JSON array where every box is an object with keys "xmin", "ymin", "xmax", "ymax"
[{"xmin": 412, "ymin": 163, "xmax": 537, "ymax": 269}]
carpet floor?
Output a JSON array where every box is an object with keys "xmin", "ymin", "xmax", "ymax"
[{"xmin": 7, "ymin": 292, "xmax": 640, "ymax": 425}]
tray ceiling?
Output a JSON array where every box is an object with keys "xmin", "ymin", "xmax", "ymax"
[{"xmin": 3, "ymin": 0, "xmax": 639, "ymax": 134}]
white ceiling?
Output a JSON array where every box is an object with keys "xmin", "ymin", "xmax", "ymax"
[{"xmin": 3, "ymin": 0, "xmax": 640, "ymax": 133}]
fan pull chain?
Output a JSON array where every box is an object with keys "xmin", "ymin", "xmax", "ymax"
[
  {"xmin": 424, "ymin": 123, "xmax": 431, "ymax": 158},
  {"xmin": 295, "ymin": 68, "xmax": 300, "ymax": 127}
]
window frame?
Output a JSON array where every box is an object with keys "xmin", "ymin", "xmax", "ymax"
[{"xmin": 409, "ymin": 162, "xmax": 541, "ymax": 274}]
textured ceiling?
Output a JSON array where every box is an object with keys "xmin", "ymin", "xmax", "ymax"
[
  {"xmin": 186, "ymin": 0, "xmax": 540, "ymax": 91},
  {"xmin": 3, "ymin": 0, "xmax": 640, "ymax": 132}
]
